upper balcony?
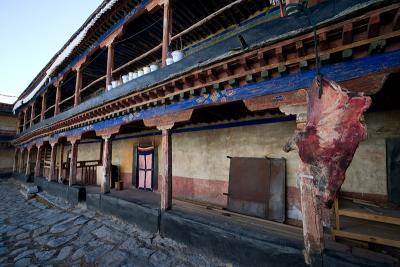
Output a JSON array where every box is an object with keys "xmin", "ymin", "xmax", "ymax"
[{"xmin": 15, "ymin": 0, "xmax": 282, "ymax": 135}]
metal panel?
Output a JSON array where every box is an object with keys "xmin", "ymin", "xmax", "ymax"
[
  {"xmin": 227, "ymin": 157, "xmax": 286, "ymax": 222},
  {"xmin": 387, "ymin": 138, "xmax": 400, "ymax": 205},
  {"xmin": 268, "ymin": 158, "xmax": 286, "ymax": 223}
]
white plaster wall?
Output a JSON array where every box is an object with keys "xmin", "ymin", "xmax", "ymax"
[
  {"xmin": 342, "ymin": 111, "xmax": 400, "ymax": 195},
  {"xmin": 172, "ymin": 119, "xmax": 300, "ymax": 187},
  {"xmin": 72, "ymin": 111, "xmax": 398, "ymax": 196}
]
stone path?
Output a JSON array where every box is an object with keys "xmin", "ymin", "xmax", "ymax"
[{"xmin": 0, "ymin": 180, "xmax": 226, "ymax": 267}]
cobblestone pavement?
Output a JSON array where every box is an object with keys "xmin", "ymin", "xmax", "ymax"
[{"xmin": 0, "ymin": 180, "xmax": 225, "ymax": 267}]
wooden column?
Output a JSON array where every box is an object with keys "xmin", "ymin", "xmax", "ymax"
[
  {"xmin": 25, "ymin": 147, "xmax": 32, "ymax": 176},
  {"xmin": 19, "ymin": 149, "xmax": 24, "ymax": 173},
  {"xmin": 58, "ymin": 142, "xmax": 64, "ymax": 182},
  {"xmin": 40, "ymin": 92, "xmax": 47, "ymax": 121},
  {"xmin": 96, "ymin": 126, "xmax": 120, "ymax": 193},
  {"xmin": 68, "ymin": 137, "xmax": 80, "ymax": 186},
  {"xmin": 299, "ymin": 171, "xmax": 324, "ymax": 265},
  {"xmin": 161, "ymin": 0, "xmax": 172, "ymax": 67},
  {"xmin": 30, "ymin": 102, "xmax": 35, "ymax": 127},
  {"xmin": 54, "ymin": 82, "xmax": 62, "ymax": 115},
  {"xmin": 22, "ymin": 109, "xmax": 27, "ymax": 131},
  {"xmin": 106, "ymin": 44, "xmax": 115, "ymax": 88},
  {"xmin": 101, "ymin": 135, "xmax": 112, "ymax": 193},
  {"xmin": 160, "ymin": 125, "xmax": 172, "ymax": 210},
  {"xmin": 34, "ymin": 145, "xmax": 42, "ymax": 177},
  {"xmin": 13, "ymin": 149, "xmax": 19, "ymax": 173},
  {"xmin": 74, "ymin": 67, "xmax": 82, "ymax": 107},
  {"xmin": 143, "ymin": 110, "xmax": 193, "ymax": 210},
  {"xmin": 49, "ymin": 142, "xmax": 58, "ymax": 181}
]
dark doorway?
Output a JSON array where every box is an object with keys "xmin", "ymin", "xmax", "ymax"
[
  {"xmin": 227, "ymin": 157, "xmax": 286, "ymax": 222},
  {"xmin": 387, "ymin": 138, "xmax": 400, "ymax": 205}
]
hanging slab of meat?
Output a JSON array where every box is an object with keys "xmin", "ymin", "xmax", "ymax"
[{"xmin": 285, "ymin": 77, "xmax": 371, "ymax": 208}]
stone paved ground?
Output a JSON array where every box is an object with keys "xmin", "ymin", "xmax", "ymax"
[{"xmin": 0, "ymin": 180, "xmax": 227, "ymax": 267}]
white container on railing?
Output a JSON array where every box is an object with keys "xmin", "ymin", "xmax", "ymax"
[
  {"xmin": 111, "ymin": 81, "xmax": 118, "ymax": 88},
  {"xmin": 107, "ymin": 84, "xmax": 112, "ymax": 91},
  {"xmin": 143, "ymin": 66, "xmax": 151, "ymax": 75},
  {"xmin": 137, "ymin": 70, "xmax": 144, "ymax": 77},
  {"xmin": 132, "ymin": 72, "xmax": 138, "ymax": 79},
  {"xmin": 172, "ymin": 50, "xmax": 184, "ymax": 62},
  {"xmin": 166, "ymin": 57, "xmax": 174, "ymax": 65},
  {"xmin": 122, "ymin": 75, "xmax": 129, "ymax": 84},
  {"xmin": 128, "ymin": 72, "xmax": 134, "ymax": 80},
  {"xmin": 150, "ymin": 64, "xmax": 159, "ymax": 72}
]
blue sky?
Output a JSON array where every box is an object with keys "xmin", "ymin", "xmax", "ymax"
[{"xmin": 0, "ymin": 0, "xmax": 103, "ymax": 104}]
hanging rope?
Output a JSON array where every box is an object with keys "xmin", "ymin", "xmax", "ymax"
[
  {"xmin": 292, "ymin": 1, "xmax": 323, "ymax": 97},
  {"xmin": 114, "ymin": 18, "xmax": 162, "ymax": 45}
]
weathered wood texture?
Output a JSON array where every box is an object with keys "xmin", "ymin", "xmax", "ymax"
[
  {"xmin": 34, "ymin": 145, "xmax": 42, "ymax": 177},
  {"xmin": 49, "ymin": 143, "xmax": 57, "ymax": 182},
  {"xmin": 69, "ymin": 140, "xmax": 79, "ymax": 186},
  {"xmin": 25, "ymin": 148, "xmax": 32, "ymax": 176},
  {"xmin": 160, "ymin": 127, "xmax": 172, "ymax": 210},
  {"xmin": 143, "ymin": 109, "xmax": 193, "ymax": 127},
  {"xmin": 101, "ymin": 136, "xmax": 112, "ymax": 193},
  {"xmin": 106, "ymin": 44, "xmax": 115, "ymax": 88},
  {"xmin": 244, "ymin": 89, "xmax": 307, "ymax": 112},
  {"xmin": 74, "ymin": 67, "xmax": 82, "ymax": 107},
  {"xmin": 161, "ymin": 0, "xmax": 172, "ymax": 67}
]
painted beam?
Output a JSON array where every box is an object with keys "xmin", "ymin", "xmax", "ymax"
[{"xmin": 17, "ymin": 50, "xmax": 400, "ymax": 148}]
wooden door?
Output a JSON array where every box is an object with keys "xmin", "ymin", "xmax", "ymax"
[{"xmin": 137, "ymin": 146, "xmax": 154, "ymax": 190}]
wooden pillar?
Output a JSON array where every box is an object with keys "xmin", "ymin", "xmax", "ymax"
[
  {"xmin": 106, "ymin": 44, "xmax": 115, "ymax": 88},
  {"xmin": 49, "ymin": 142, "xmax": 58, "ymax": 181},
  {"xmin": 68, "ymin": 138, "xmax": 79, "ymax": 186},
  {"xmin": 159, "ymin": 126, "xmax": 172, "ymax": 210},
  {"xmin": 161, "ymin": 0, "xmax": 172, "ymax": 67},
  {"xmin": 30, "ymin": 102, "xmax": 35, "ymax": 127},
  {"xmin": 74, "ymin": 67, "xmax": 82, "ymax": 107},
  {"xmin": 58, "ymin": 142, "xmax": 64, "ymax": 182},
  {"xmin": 279, "ymin": 0, "xmax": 284, "ymax": 17},
  {"xmin": 101, "ymin": 135, "xmax": 112, "ymax": 193},
  {"xmin": 143, "ymin": 110, "xmax": 193, "ymax": 210},
  {"xmin": 22, "ymin": 109, "xmax": 27, "ymax": 131},
  {"xmin": 19, "ymin": 149, "xmax": 24, "ymax": 173},
  {"xmin": 54, "ymin": 83, "xmax": 61, "ymax": 115},
  {"xmin": 95, "ymin": 126, "xmax": 120, "ymax": 192},
  {"xmin": 25, "ymin": 147, "xmax": 32, "ymax": 176},
  {"xmin": 34, "ymin": 145, "xmax": 42, "ymax": 177},
  {"xmin": 40, "ymin": 92, "xmax": 47, "ymax": 121},
  {"xmin": 299, "ymin": 172, "xmax": 324, "ymax": 266},
  {"xmin": 13, "ymin": 149, "xmax": 19, "ymax": 172}
]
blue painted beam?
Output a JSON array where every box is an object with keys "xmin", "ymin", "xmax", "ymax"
[{"xmin": 19, "ymin": 49, "xmax": 400, "ymax": 148}]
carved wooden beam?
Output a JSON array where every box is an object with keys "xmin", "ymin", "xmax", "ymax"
[
  {"xmin": 244, "ymin": 89, "xmax": 307, "ymax": 112},
  {"xmin": 95, "ymin": 125, "xmax": 121, "ymax": 137},
  {"xmin": 143, "ymin": 109, "xmax": 193, "ymax": 128},
  {"xmin": 339, "ymin": 72, "xmax": 389, "ymax": 95},
  {"xmin": 100, "ymin": 27, "xmax": 124, "ymax": 49},
  {"xmin": 67, "ymin": 135, "xmax": 81, "ymax": 143}
]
